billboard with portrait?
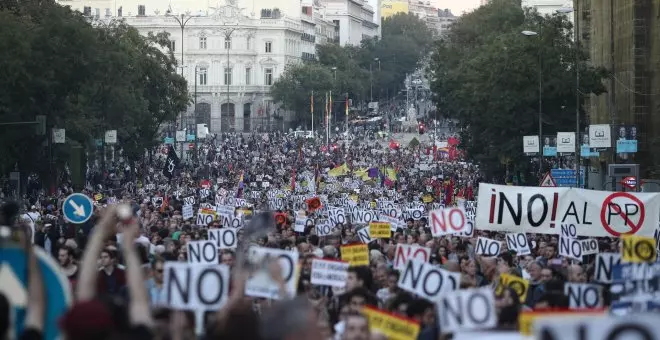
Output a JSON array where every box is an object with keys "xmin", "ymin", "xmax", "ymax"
[{"xmin": 616, "ymin": 125, "xmax": 638, "ymax": 153}]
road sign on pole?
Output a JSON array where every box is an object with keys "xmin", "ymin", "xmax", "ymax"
[
  {"xmin": 0, "ymin": 246, "xmax": 72, "ymax": 340},
  {"xmin": 62, "ymin": 193, "xmax": 94, "ymax": 224},
  {"xmin": 539, "ymin": 172, "xmax": 557, "ymax": 187}
]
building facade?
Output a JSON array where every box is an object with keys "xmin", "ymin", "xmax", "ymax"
[
  {"xmin": 320, "ymin": 0, "xmax": 380, "ymax": 45},
  {"xmin": 56, "ymin": 0, "xmax": 378, "ymax": 132},
  {"xmin": 521, "ymin": 0, "xmax": 573, "ymax": 26},
  {"xmin": 577, "ymin": 0, "xmax": 660, "ymax": 179}
]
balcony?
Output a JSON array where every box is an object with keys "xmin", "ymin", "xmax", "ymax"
[
  {"xmin": 301, "ymin": 33, "xmax": 316, "ymax": 43},
  {"xmin": 301, "ymin": 52, "xmax": 316, "ymax": 61}
]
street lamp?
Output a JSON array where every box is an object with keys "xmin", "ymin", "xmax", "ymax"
[
  {"xmin": 556, "ymin": 6, "xmax": 581, "ymax": 188},
  {"xmin": 521, "ymin": 30, "xmax": 543, "ymax": 175},
  {"xmin": 166, "ymin": 12, "xmax": 197, "ymax": 69},
  {"xmin": 331, "ymin": 66, "xmax": 337, "ymax": 80},
  {"xmin": 370, "ymin": 57, "xmax": 380, "ymax": 102},
  {"xmin": 220, "ymin": 24, "xmax": 239, "ymax": 133}
]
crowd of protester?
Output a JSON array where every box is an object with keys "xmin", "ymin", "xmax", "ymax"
[{"xmin": 0, "ymin": 125, "xmax": 655, "ymax": 340}]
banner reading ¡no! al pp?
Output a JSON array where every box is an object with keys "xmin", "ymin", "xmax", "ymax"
[{"xmin": 475, "ymin": 183, "xmax": 660, "ymax": 237}]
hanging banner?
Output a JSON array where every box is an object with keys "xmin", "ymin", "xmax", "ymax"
[
  {"xmin": 523, "ymin": 136, "xmax": 539, "ymax": 154},
  {"xmin": 556, "ymin": 132, "xmax": 575, "ymax": 153},
  {"xmin": 476, "ymin": 183, "xmax": 660, "ymax": 237}
]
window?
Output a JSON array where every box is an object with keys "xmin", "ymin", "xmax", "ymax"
[
  {"xmin": 265, "ymin": 41, "xmax": 272, "ymax": 53},
  {"xmin": 198, "ymin": 68, "xmax": 207, "ymax": 85},
  {"xmin": 245, "ymin": 67, "xmax": 251, "ymax": 85},
  {"xmin": 170, "ymin": 41, "xmax": 176, "ymax": 52},
  {"xmin": 224, "ymin": 68, "xmax": 233, "ymax": 85},
  {"xmin": 224, "ymin": 37, "xmax": 232, "ymax": 49},
  {"xmin": 264, "ymin": 68, "xmax": 273, "ymax": 85},
  {"xmin": 137, "ymin": 4, "xmax": 145, "ymax": 16},
  {"xmin": 199, "ymin": 37, "xmax": 207, "ymax": 49},
  {"xmin": 105, "ymin": 8, "xmax": 111, "ymax": 17},
  {"xmin": 246, "ymin": 36, "xmax": 252, "ymax": 50},
  {"xmin": 83, "ymin": 6, "xmax": 91, "ymax": 16},
  {"xmin": 95, "ymin": 8, "xmax": 100, "ymax": 18}
]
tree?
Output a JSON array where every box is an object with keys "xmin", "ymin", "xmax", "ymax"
[
  {"xmin": 270, "ymin": 63, "xmax": 334, "ymax": 128},
  {"xmin": 271, "ymin": 13, "xmax": 432, "ymax": 126},
  {"xmin": 428, "ymin": 0, "xmax": 607, "ymax": 182},
  {"xmin": 0, "ymin": 0, "xmax": 189, "ymax": 189}
]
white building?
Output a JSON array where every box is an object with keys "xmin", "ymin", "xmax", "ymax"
[
  {"xmin": 521, "ymin": 0, "xmax": 574, "ymax": 27},
  {"xmin": 57, "ymin": 0, "xmax": 365, "ymax": 132},
  {"xmin": 319, "ymin": 0, "xmax": 380, "ymax": 46}
]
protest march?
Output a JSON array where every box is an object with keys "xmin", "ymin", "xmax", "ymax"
[{"xmin": 1, "ymin": 127, "xmax": 659, "ymax": 340}]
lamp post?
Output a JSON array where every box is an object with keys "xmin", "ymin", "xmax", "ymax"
[
  {"xmin": 522, "ymin": 30, "xmax": 543, "ymax": 175},
  {"xmin": 167, "ymin": 12, "xmax": 196, "ymax": 160},
  {"xmin": 556, "ymin": 6, "xmax": 581, "ymax": 188},
  {"xmin": 370, "ymin": 57, "xmax": 380, "ymax": 102},
  {"xmin": 221, "ymin": 24, "xmax": 238, "ymax": 133}
]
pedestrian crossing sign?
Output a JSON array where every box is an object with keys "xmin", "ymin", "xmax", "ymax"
[{"xmin": 539, "ymin": 172, "xmax": 557, "ymax": 187}]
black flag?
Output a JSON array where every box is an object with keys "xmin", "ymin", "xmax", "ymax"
[{"xmin": 163, "ymin": 145, "xmax": 179, "ymax": 179}]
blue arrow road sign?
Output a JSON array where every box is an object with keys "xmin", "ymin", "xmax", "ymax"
[
  {"xmin": 63, "ymin": 193, "xmax": 94, "ymax": 224},
  {"xmin": 0, "ymin": 246, "xmax": 72, "ymax": 340}
]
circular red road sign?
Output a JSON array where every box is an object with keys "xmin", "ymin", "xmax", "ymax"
[{"xmin": 600, "ymin": 192, "xmax": 645, "ymax": 237}]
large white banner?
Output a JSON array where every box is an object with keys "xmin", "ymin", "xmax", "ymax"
[{"xmin": 476, "ymin": 183, "xmax": 660, "ymax": 237}]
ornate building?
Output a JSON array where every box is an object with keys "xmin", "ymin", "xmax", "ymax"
[{"xmin": 56, "ymin": 0, "xmax": 379, "ymax": 132}]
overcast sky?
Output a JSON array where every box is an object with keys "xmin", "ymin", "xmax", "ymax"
[{"xmin": 444, "ymin": 0, "xmax": 481, "ymax": 15}]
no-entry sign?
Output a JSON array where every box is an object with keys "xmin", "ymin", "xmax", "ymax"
[{"xmin": 600, "ymin": 192, "xmax": 645, "ymax": 237}]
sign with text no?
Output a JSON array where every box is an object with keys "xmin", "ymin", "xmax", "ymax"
[{"xmin": 429, "ymin": 207, "xmax": 467, "ymax": 237}]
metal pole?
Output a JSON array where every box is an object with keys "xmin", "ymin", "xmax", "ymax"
[
  {"xmin": 194, "ymin": 67, "xmax": 198, "ymax": 164},
  {"xmin": 538, "ymin": 52, "xmax": 543, "ymax": 175},
  {"xmin": 574, "ymin": 4, "xmax": 581, "ymax": 188},
  {"xmin": 311, "ymin": 90, "xmax": 314, "ymax": 132},
  {"xmin": 329, "ymin": 90, "xmax": 332, "ymax": 145},
  {"xmin": 370, "ymin": 63, "xmax": 373, "ymax": 102}
]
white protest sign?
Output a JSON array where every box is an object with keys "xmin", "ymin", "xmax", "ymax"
[
  {"xmin": 393, "ymin": 244, "xmax": 431, "ymax": 270},
  {"xmin": 328, "ymin": 208, "xmax": 346, "ymax": 225},
  {"xmin": 561, "ymin": 223, "xmax": 578, "ymax": 237},
  {"xmin": 245, "ymin": 247, "xmax": 299, "ymax": 300},
  {"xmin": 405, "ymin": 208, "xmax": 424, "ymax": 220},
  {"xmin": 164, "ymin": 262, "xmax": 230, "ymax": 310},
  {"xmin": 505, "ymin": 233, "xmax": 531, "ymax": 256},
  {"xmin": 564, "ymin": 283, "xmax": 603, "ymax": 309},
  {"xmin": 580, "ymin": 238, "xmax": 599, "ymax": 255},
  {"xmin": 208, "ymin": 229, "xmax": 237, "ymax": 249},
  {"xmin": 476, "ymin": 183, "xmax": 660, "ymax": 237},
  {"xmin": 199, "ymin": 188, "xmax": 211, "ymax": 199},
  {"xmin": 594, "ymin": 253, "xmax": 621, "ymax": 283},
  {"xmin": 187, "ymin": 241, "xmax": 218, "ymax": 264},
  {"xmin": 398, "ymin": 259, "xmax": 459, "ymax": 301},
  {"xmin": 356, "ymin": 227, "xmax": 373, "ymax": 244},
  {"xmin": 559, "ymin": 236, "xmax": 583, "ymax": 262},
  {"xmin": 437, "ymin": 287, "xmax": 497, "ymax": 334},
  {"xmin": 475, "ymin": 237, "xmax": 501, "ymax": 257},
  {"xmin": 183, "ymin": 196, "xmax": 196, "ymax": 205},
  {"xmin": 196, "ymin": 212, "xmax": 214, "ymax": 226},
  {"xmin": 352, "ymin": 209, "xmax": 380, "ymax": 224},
  {"xmin": 218, "ymin": 213, "xmax": 242, "ymax": 228},
  {"xmin": 535, "ymin": 314, "xmax": 660, "ymax": 340},
  {"xmin": 429, "ymin": 207, "xmax": 467, "ymax": 237},
  {"xmin": 182, "ymin": 205, "xmax": 194, "ymax": 220},
  {"xmin": 315, "ymin": 223, "xmax": 334, "ymax": 237},
  {"xmin": 310, "ymin": 259, "xmax": 349, "ymax": 288}
]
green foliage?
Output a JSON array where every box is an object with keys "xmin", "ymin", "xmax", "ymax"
[
  {"xmin": 271, "ymin": 13, "xmax": 432, "ymax": 126},
  {"xmin": 429, "ymin": 0, "xmax": 608, "ymax": 181},
  {"xmin": 0, "ymin": 1, "xmax": 188, "ymax": 181}
]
